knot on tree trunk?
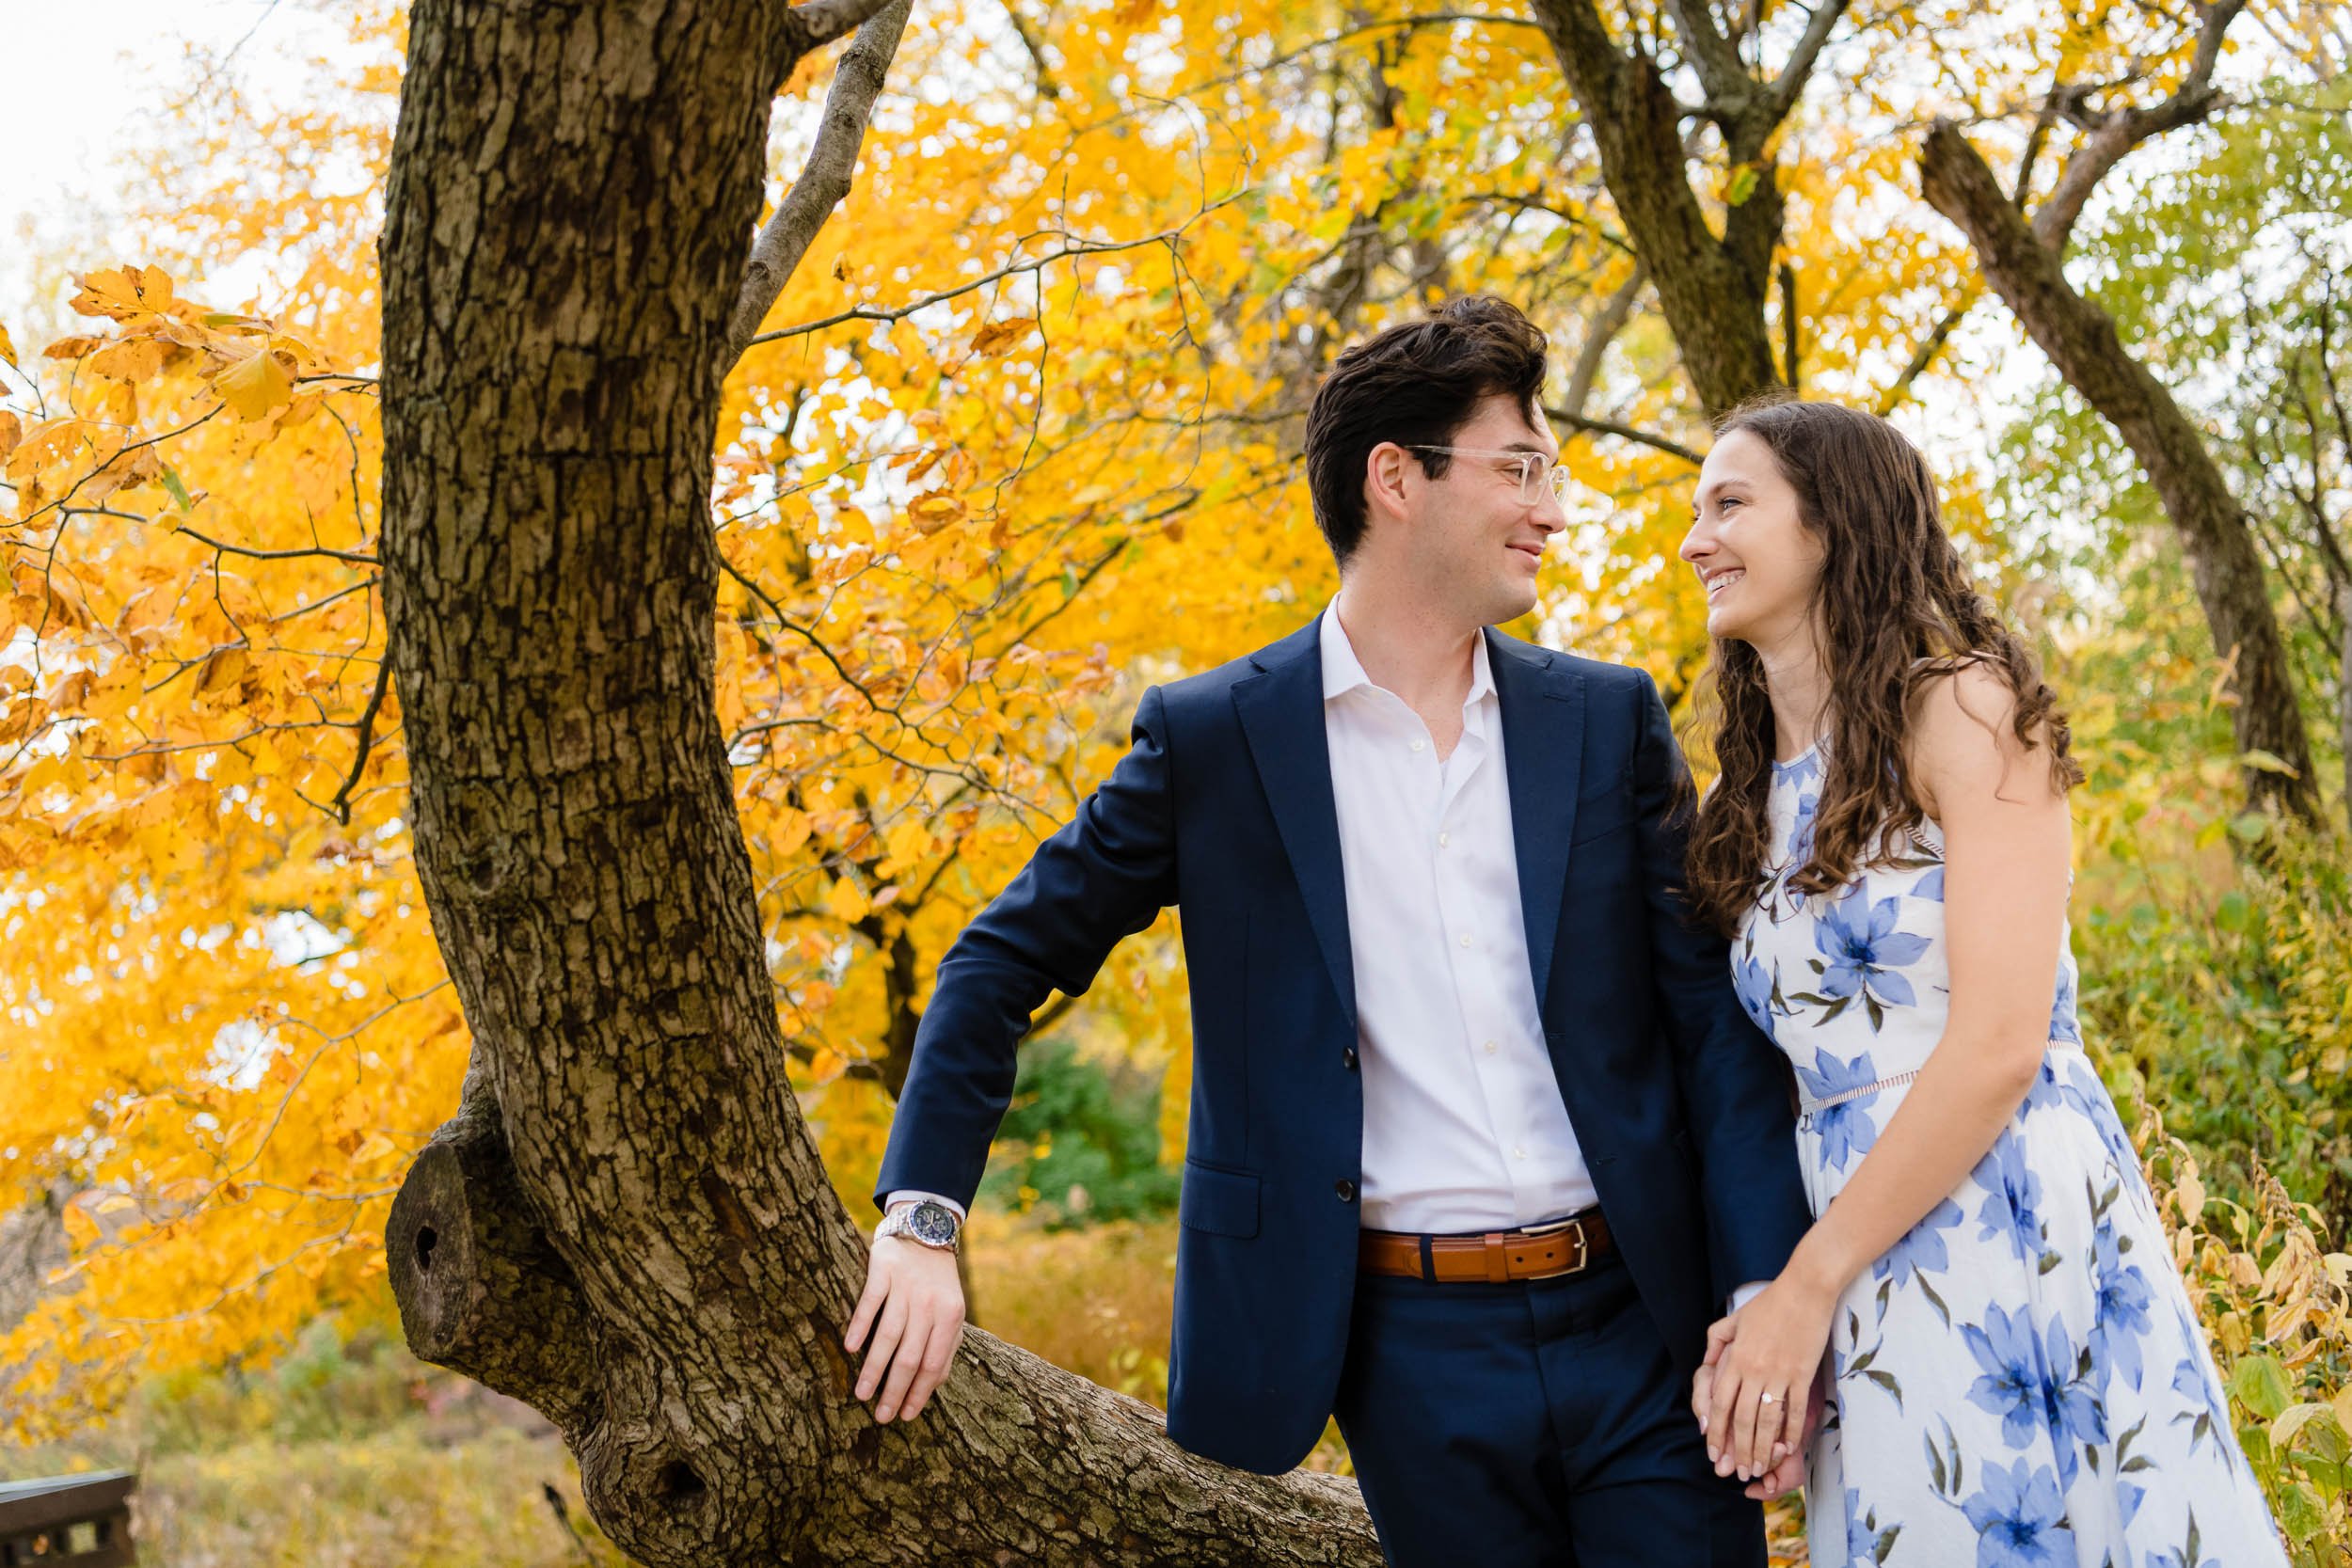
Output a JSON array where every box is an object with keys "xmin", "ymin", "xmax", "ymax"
[
  {"xmin": 386, "ymin": 1094, "xmax": 599, "ymax": 1433},
  {"xmin": 574, "ymin": 1345, "xmax": 793, "ymax": 1568}
]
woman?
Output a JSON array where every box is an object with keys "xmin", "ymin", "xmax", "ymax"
[{"xmin": 1678, "ymin": 399, "xmax": 2285, "ymax": 1566}]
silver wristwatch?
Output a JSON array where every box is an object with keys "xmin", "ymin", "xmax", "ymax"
[{"xmin": 876, "ymin": 1198, "xmax": 961, "ymax": 1253}]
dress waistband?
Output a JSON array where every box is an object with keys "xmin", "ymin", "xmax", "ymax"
[{"xmin": 1797, "ymin": 1040, "xmax": 2086, "ymax": 1117}]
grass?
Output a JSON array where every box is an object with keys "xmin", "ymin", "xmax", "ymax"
[
  {"xmin": 135, "ymin": 1427, "xmax": 623, "ymax": 1568},
  {"xmin": 3, "ymin": 1319, "xmax": 625, "ymax": 1567}
]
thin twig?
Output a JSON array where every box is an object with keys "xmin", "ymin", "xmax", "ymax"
[
  {"xmin": 330, "ymin": 657, "xmax": 393, "ymax": 825},
  {"xmin": 744, "ymin": 198, "xmax": 1248, "ymax": 349}
]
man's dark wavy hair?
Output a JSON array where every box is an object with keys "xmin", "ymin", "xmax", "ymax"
[{"xmin": 1303, "ymin": 296, "xmax": 1549, "ymax": 566}]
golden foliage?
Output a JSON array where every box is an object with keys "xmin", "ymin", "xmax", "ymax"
[{"xmin": 0, "ymin": 0, "xmax": 2340, "ymax": 1472}]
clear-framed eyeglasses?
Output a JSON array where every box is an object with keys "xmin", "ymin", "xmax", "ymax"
[{"xmin": 1406, "ymin": 445, "xmax": 1572, "ymax": 506}]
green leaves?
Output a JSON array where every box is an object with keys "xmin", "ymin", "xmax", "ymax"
[{"xmin": 2231, "ymin": 1353, "xmax": 2294, "ymax": 1422}]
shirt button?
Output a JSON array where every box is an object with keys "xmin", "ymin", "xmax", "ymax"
[
  {"xmin": 1409, "ymin": 738, "xmax": 1425, "ymax": 752},
  {"xmin": 1484, "ymin": 1040, "xmax": 1498, "ymax": 1055},
  {"xmin": 1335, "ymin": 1180, "xmax": 1358, "ymax": 1202},
  {"xmin": 1438, "ymin": 832, "xmax": 1451, "ymax": 847},
  {"xmin": 1458, "ymin": 933, "xmax": 1473, "ymax": 948},
  {"xmin": 1343, "ymin": 1047, "xmax": 1359, "ymax": 1071},
  {"xmin": 1513, "ymin": 1148, "xmax": 1527, "ymax": 1160}
]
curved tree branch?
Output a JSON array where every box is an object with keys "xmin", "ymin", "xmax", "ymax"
[
  {"xmin": 774, "ymin": 0, "xmax": 904, "ymax": 59},
  {"xmin": 729, "ymin": 0, "xmax": 913, "ymax": 367},
  {"xmin": 2030, "ymin": 0, "xmax": 2247, "ymax": 254},
  {"xmin": 1545, "ymin": 404, "xmax": 1702, "ymax": 465},
  {"xmin": 1561, "ymin": 264, "xmax": 1645, "ymax": 420}
]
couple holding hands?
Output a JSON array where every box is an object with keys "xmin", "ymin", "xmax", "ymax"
[{"xmin": 846, "ymin": 298, "xmax": 2285, "ymax": 1567}]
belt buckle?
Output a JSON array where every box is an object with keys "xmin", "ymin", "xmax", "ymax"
[{"xmin": 1516, "ymin": 1215, "xmax": 1589, "ymax": 1277}]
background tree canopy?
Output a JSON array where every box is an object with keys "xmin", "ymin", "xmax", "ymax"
[{"xmin": 0, "ymin": 0, "xmax": 2347, "ymax": 1561}]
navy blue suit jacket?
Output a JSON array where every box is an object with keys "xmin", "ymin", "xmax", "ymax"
[{"xmin": 875, "ymin": 614, "xmax": 1813, "ymax": 1474}]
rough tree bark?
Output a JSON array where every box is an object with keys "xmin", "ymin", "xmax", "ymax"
[
  {"xmin": 374, "ymin": 2, "xmax": 1380, "ymax": 1562},
  {"xmin": 1916, "ymin": 7, "xmax": 2325, "ymax": 823},
  {"xmin": 1529, "ymin": 0, "xmax": 1851, "ymax": 420}
]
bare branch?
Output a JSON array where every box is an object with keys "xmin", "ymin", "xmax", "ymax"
[
  {"xmin": 1875, "ymin": 290, "xmax": 1978, "ymax": 416},
  {"xmin": 330, "ymin": 656, "xmax": 394, "ymax": 826},
  {"xmin": 1562, "ymin": 264, "xmax": 1645, "ymax": 419},
  {"xmin": 777, "ymin": 0, "xmax": 903, "ymax": 55},
  {"xmin": 729, "ymin": 0, "xmax": 913, "ymax": 367},
  {"xmin": 1661, "ymin": 0, "xmax": 1747, "ymax": 109},
  {"xmin": 59, "ymin": 506, "xmax": 381, "ymax": 566},
  {"xmin": 1001, "ymin": 0, "xmax": 1062, "ymax": 99},
  {"xmin": 175, "ymin": 523, "xmax": 379, "ymax": 566},
  {"xmin": 1545, "ymin": 405, "xmax": 1702, "ymax": 465},
  {"xmin": 1777, "ymin": 261, "xmax": 1800, "ymax": 390},
  {"xmin": 1766, "ymin": 0, "xmax": 1855, "ymax": 121},
  {"xmin": 2030, "ymin": 0, "xmax": 2249, "ymax": 253},
  {"xmin": 744, "ymin": 199, "xmax": 1245, "ymax": 348},
  {"xmin": 1919, "ymin": 114, "xmax": 2322, "ymax": 819}
]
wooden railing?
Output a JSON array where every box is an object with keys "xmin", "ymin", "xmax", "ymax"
[{"xmin": 0, "ymin": 1471, "xmax": 136, "ymax": 1566}]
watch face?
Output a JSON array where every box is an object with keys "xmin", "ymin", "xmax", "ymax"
[{"xmin": 907, "ymin": 1201, "xmax": 958, "ymax": 1245}]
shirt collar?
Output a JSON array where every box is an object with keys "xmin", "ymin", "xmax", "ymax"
[{"xmin": 1319, "ymin": 595, "xmax": 1495, "ymax": 707}]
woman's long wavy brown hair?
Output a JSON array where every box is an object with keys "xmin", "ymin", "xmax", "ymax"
[{"xmin": 1682, "ymin": 399, "xmax": 2085, "ymax": 938}]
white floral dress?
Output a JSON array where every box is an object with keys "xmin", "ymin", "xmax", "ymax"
[{"xmin": 1732, "ymin": 745, "xmax": 2286, "ymax": 1568}]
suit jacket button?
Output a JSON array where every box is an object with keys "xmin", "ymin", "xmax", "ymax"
[
  {"xmin": 1343, "ymin": 1048, "xmax": 1359, "ymax": 1070},
  {"xmin": 1335, "ymin": 1180, "xmax": 1357, "ymax": 1202}
]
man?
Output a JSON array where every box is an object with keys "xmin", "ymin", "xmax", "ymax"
[{"xmin": 849, "ymin": 296, "xmax": 1815, "ymax": 1565}]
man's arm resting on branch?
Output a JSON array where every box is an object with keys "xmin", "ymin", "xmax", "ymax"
[{"xmin": 846, "ymin": 686, "xmax": 1179, "ymax": 1423}]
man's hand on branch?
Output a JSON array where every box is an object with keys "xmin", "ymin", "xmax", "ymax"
[{"xmin": 845, "ymin": 1212, "xmax": 966, "ymax": 1423}]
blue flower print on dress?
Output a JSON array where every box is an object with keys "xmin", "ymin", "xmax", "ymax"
[
  {"xmin": 1799, "ymin": 890, "xmax": 1931, "ymax": 1030},
  {"xmin": 2021, "ymin": 1055, "xmax": 2071, "ymax": 1117},
  {"xmin": 1961, "ymin": 1459, "xmax": 2075, "ymax": 1568},
  {"xmin": 2166, "ymin": 1298, "xmax": 2249, "ymax": 1479},
  {"xmin": 1963, "ymin": 1304, "xmax": 2049, "ymax": 1446},
  {"xmin": 1841, "ymin": 1486, "xmax": 1901, "ymax": 1568},
  {"xmin": 1912, "ymin": 865, "xmax": 1945, "ymax": 903},
  {"xmin": 1788, "ymin": 784, "xmax": 1822, "ymax": 869},
  {"xmin": 2143, "ymin": 1525, "xmax": 2222, "ymax": 1568},
  {"xmin": 1795, "ymin": 1048, "xmax": 1883, "ymax": 1172},
  {"xmin": 2090, "ymin": 1223, "xmax": 2155, "ymax": 1393},
  {"xmin": 1732, "ymin": 941, "xmax": 1778, "ymax": 1037},
  {"xmin": 2049, "ymin": 960, "xmax": 2083, "ymax": 1046},
  {"xmin": 1974, "ymin": 1132, "xmax": 2051, "ymax": 1267},
  {"xmin": 1875, "ymin": 1197, "xmax": 1964, "ymax": 1288},
  {"xmin": 1777, "ymin": 747, "xmax": 1824, "ymax": 787},
  {"xmin": 1772, "ymin": 749, "xmax": 1826, "ymax": 903},
  {"xmin": 1963, "ymin": 1305, "xmax": 2106, "ymax": 1486}
]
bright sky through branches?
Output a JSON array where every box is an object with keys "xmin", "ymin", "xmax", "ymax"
[{"xmin": 0, "ymin": 0, "xmax": 349, "ymax": 351}]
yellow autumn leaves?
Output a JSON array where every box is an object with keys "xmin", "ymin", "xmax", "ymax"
[{"xmin": 3, "ymin": 263, "xmax": 332, "ymax": 522}]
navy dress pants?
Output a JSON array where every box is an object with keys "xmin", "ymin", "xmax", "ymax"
[{"xmin": 1332, "ymin": 1250, "xmax": 1767, "ymax": 1568}]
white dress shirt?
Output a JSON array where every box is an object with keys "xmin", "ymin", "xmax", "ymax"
[{"xmin": 1318, "ymin": 598, "xmax": 1597, "ymax": 1233}]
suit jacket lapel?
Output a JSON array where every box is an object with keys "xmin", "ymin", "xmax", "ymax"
[
  {"xmin": 1233, "ymin": 617, "xmax": 1357, "ymax": 1032},
  {"xmin": 1489, "ymin": 629, "xmax": 1585, "ymax": 1015}
]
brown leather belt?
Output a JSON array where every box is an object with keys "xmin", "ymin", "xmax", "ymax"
[{"xmin": 1358, "ymin": 1208, "xmax": 1614, "ymax": 1284}]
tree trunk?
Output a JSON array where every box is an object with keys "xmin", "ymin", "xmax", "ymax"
[
  {"xmin": 374, "ymin": 2, "xmax": 1379, "ymax": 1561},
  {"xmin": 1919, "ymin": 121, "xmax": 2324, "ymax": 824},
  {"xmin": 1530, "ymin": 0, "xmax": 1785, "ymax": 420}
]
